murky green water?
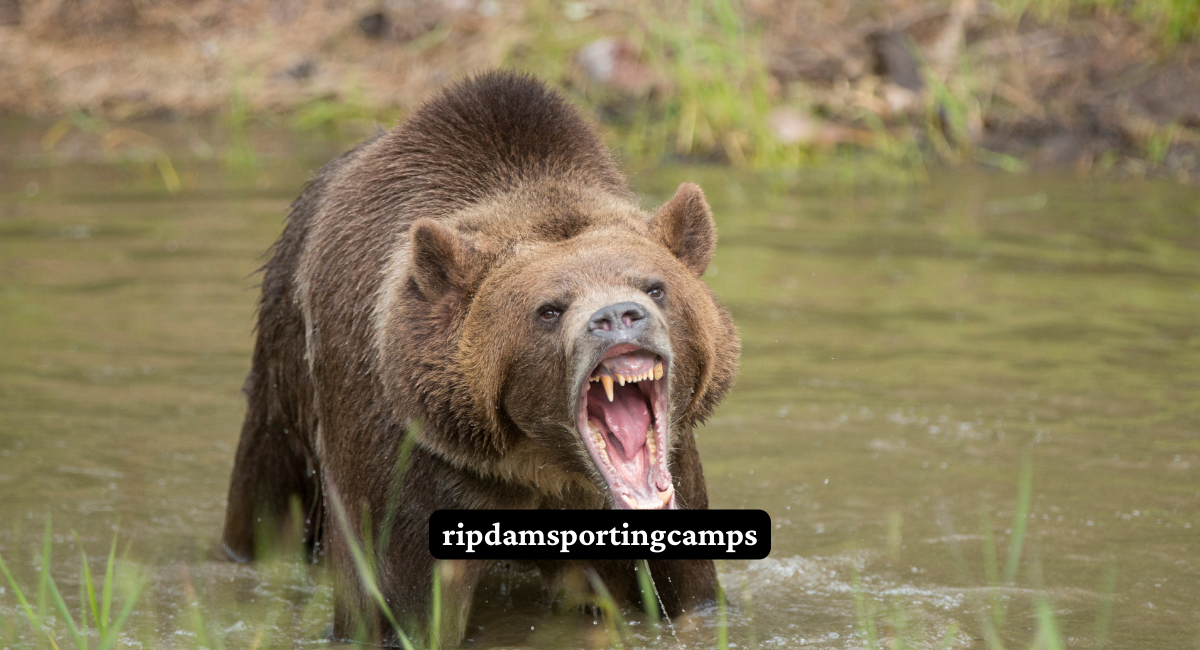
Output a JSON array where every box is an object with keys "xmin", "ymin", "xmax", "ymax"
[{"xmin": 2, "ymin": 123, "xmax": 1198, "ymax": 649}]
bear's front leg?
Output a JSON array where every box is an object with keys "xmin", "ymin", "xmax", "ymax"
[{"xmin": 327, "ymin": 444, "xmax": 536, "ymax": 646}]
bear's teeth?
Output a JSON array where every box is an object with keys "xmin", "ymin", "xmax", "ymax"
[
  {"xmin": 658, "ymin": 484, "xmax": 674, "ymax": 506},
  {"xmin": 601, "ymin": 375, "xmax": 614, "ymax": 401},
  {"xmin": 654, "ymin": 362, "xmax": 663, "ymax": 380},
  {"xmin": 588, "ymin": 421, "xmax": 606, "ymax": 449},
  {"xmin": 590, "ymin": 375, "xmax": 599, "ymax": 382},
  {"xmin": 645, "ymin": 424, "xmax": 656, "ymax": 463}
]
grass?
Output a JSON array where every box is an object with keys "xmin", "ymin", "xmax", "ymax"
[
  {"xmin": 0, "ymin": 456, "xmax": 1136, "ymax": 649},
  {"xmin": 514, "ymin": 0, "xmax": 791, "ymax": 170},
  {"xmin": 1001, "ymin": 0, "xmax": 1200, "ymax": 46},
  {"xmin": 8, "ymin": 0, "xmax": 1199, "ymax": 187},
  {"xmin": 37, "ymin": 112, "xmax": 184, "ymax": 194},
  {"xmin": 843, "ymin": 453, "xmax": 1114, "ymax": 650},
  {"xmin": 505, "ymin": 0, "xmax": 1196, "ymax": 180},
  {"xmin": 0, "ymin": 518, "xmax": 141, "ymax": 650},
  {"xmin": 17, "ymin": 0, "xmax": 1198, "ymax": 188}
]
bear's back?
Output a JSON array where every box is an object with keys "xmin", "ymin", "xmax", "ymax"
[{"xmin": 343, "ymin": 71, "xmax": 631, "ymax": 220}]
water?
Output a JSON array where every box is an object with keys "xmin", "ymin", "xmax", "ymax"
[{"xmin": 1, "ymin": 123, "xmax": 1198, "ymax": 649}]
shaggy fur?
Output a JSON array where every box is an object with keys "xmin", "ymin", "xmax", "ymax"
[{"xmin": 222, "ymin": 70, "xmax": 739, "ymax": 645}]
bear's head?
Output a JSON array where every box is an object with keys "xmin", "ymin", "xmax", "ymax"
[{"xmin": 383, "ymin": 180, "xmax": 738, "ymax": 510}]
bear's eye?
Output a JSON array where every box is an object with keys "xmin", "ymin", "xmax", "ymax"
[
  {"xmin": 646, "ymin": 284, "xmax": 665, "ymax": 301},
  {"xmin": 537, "ymin": 305, "xmax": 562, "ymax": 323}
]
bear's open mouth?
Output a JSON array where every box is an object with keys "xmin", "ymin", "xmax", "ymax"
[{"xmin": 576, "ymin": 344, "xmax": 675, "ymax": 510}]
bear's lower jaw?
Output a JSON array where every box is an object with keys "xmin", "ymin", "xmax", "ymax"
[{"xmin": 579, "ymin": 348, "xmax": 675, "ymax": 510}]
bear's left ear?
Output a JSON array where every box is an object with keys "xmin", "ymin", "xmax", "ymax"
[
  {"xmin": 650, "ymin": 182, "xmax": 716, "ymax": 276},
  {"xmin": 409, "ymin": 218, "xmax": 478, "ymax": 301}
]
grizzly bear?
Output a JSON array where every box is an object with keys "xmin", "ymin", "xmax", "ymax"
[{"xmin": 221, "ymin": 70, "xmax": 740, "ymax": 644}]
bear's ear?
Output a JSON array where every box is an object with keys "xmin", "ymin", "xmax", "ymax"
[
  {"xmin": 650, "ymin": 182, "xmax": 716, "ymax": 276},
  {"xmin": 409, "ymin": 219, "xmax": 477, "ymax": 301}
]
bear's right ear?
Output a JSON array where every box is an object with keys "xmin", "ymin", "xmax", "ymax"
[
  {"xmin": 409, "ymin": 218, "xmax": 477, "ymax": 301},
  {"xmin": 650, "ymin": 182, "xmax": 717, "ymax": 276}
]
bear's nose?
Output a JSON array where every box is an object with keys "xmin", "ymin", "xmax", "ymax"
[{"xmin": 588, "ymin": 302, "xmax": 648, "ymax": 339}]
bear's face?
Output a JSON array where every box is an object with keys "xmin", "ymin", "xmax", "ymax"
[{"xmin": 397, "ymin": 182, "xmax": 739, "ymax": 509}]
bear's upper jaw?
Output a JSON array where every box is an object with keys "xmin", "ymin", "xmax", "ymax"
[{"xmin": 578, "ymin": 346, "xmax": 675, "ymax": 510}]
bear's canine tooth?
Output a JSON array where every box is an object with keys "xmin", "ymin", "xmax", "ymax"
[
  {"xmin": 601, "ymin": 375, "xmax": 614, "ymax": 401},
  {"xmin": 654, "ymin": 362, "xmax": 663, "ymax": 380},
  {"xmin": 658, "ymin": 484, "xmax": 675, "ymax": 506}
]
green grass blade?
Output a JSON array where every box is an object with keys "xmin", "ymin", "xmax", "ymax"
[
  {"xmin": 584, "ymin": 567, "xmax": 627, "ymax": 649},
  {"xmin": 44, "ymin": 568, "xmax": 85, "ymax": 650},
  {"xmin": 96, "ymin": 574, "xmax": 144, "ymax": 650},
  {"xmin": 326, "ymin": 487, "xmax": 417, "ymax": 650},
  {"xmin": 186, "ymin": 594, "xmax": 210, "ymax": 650},
  {"xmin": 77, "ymin": 552, "xmax": 87, "ymax": 642},
  {"xmin": 430, "ymin": 562, "xmax": 441, "ymax": 650},
  {"xmin": 716, "ymin": 571, "xmax": 729, "ymax": 650},
  {"xmin": 72, "ymin": 532, "xmax": 98, "ymax": 638},
  {"xmin": 0, "ymin": 551, "xmax": 42, "ymax": 634},
  {"xmin": 635, "ymin": 560, "xmax": 660, "ymax": 628},
  {"xmin": 979, "ymin": 506, "xmax": 1004, "ymax": 630},
  {"xmin": 889, "ymin": 597, "xmax": 908, "ymax": 650},
  {"xmin": 585, "ymin": 568, "xmax": 633, "ymax": 647},
  {"xmin": 933, "ymin": 500, "xmax": 1004, "ymax": 650},
  {"xmin": 38, "ymin": 516, "xmax": 52, "ymax": 623},
  {"xmin": 938, "ymin": 623, "xmax": 958, "ymax": 650},
  {"xmin": 1033, "ymin": 594, "xmax": 1065, "ymax": 650},
  {"xmin": 851, "ymin": 563, "xmax": 877, "ymax": 650},
  {"xmin": 99, "ymin": 533, "xmax": 117, "ymax": 636},
  {"xmin": 376, "ymin": 428, "xmax": 418, "ymax": 561},
  {"xmin": 1003, "ymin": 453, "xmax": 1033, "ymax": 584},
  {"xmin": 0, "ymin": 612, "xmax": 14, "ymax": 647}
]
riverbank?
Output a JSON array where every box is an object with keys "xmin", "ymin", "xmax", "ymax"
[{"xmin": 2, "ymin": 0, "xmax": 1199, "ymax": 182}]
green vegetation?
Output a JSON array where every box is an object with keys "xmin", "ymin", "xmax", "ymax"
[
  {"xmin": 505, "ymin": 0, "xmax": 1197, "ymax": 179},
  {"xmin": 0, "ymin": 519, "xmax": 141, "ymax": 650},
  {"xmin": 515, "ymin": 0, "xmax": 810, "ymax": 169},
  {"xmin": 1001, "ymin": 0, "xmax": 1200, "ymax": 45},
  {"xmin": 0, "ymin": 461, "xmax": 1112, "ymax": 650},
  {"xmin": 17, "ymin": 0, "xmax": 1199, "ymax": 188},
  {"xmin": 844, "ymin": 456, "xmax": 1096, "ymax": 650}
]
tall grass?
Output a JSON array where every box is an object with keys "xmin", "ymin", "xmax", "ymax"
[
  {"xmin": 517, "ymin": 0, "xmax": 784, "ymax": 169},
  {"xmin": 633, "ymin": 0, "xmax": 779, "ymax": 168},
  {"xmin": 846, "ymin": 453, "xmax": 1094, "ymax": 650},
  {"xmin": 0, "ymin": 518, "xmax": 141, "ymax": 650},
  {"xmin": 2, "ymin": 453, "xmax": 1125, "ymax": 650}
]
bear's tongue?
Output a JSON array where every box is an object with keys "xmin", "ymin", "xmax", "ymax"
[{"xmin": 586, "ymin": 383, "xmax": 650, "ymax": 460}]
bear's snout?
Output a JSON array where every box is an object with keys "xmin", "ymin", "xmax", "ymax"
[{"xmin": 586, "ymin": 301, "xmax": 648, "ymax": 341}]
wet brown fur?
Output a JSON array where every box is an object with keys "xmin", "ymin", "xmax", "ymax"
[{"xmin": 222, "ymin": 71, "xmax": 739, "ymax": 645}]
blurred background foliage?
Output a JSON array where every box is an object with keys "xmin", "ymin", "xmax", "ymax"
[{"xmin": 2, "ymin": 0, "xmax": 1199, "ymax": 180}]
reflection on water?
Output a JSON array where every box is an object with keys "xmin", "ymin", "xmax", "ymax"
[{"xmin": 1, "ymin": 127, "xmax": 1198, "ymax": 649}]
